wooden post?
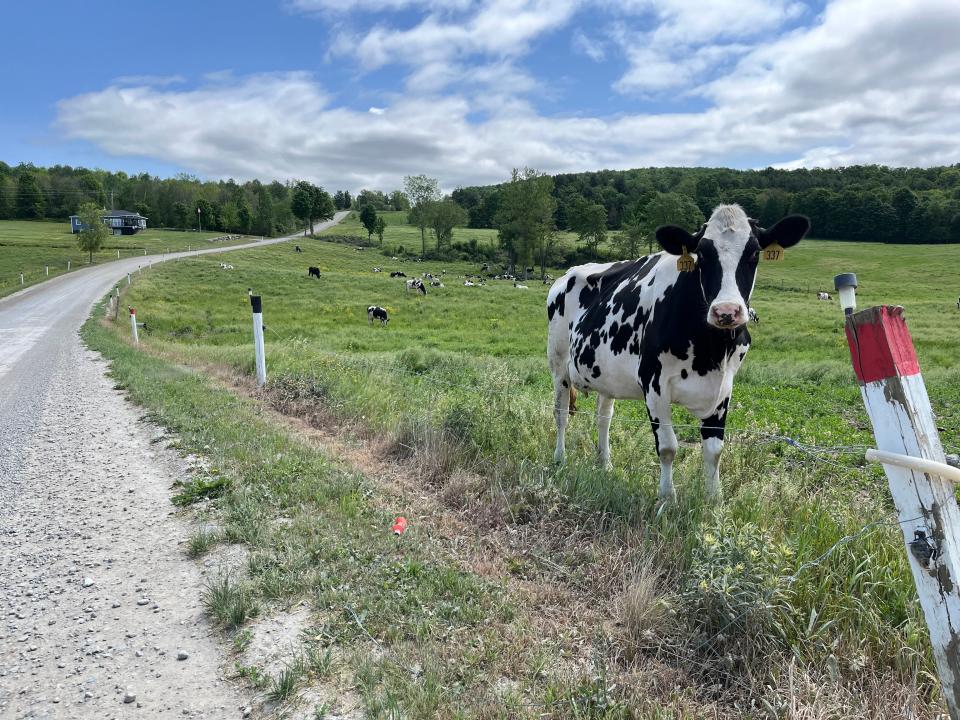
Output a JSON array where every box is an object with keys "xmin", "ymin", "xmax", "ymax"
[{"xmin": 845, "ymin": 304, "xmax": 960, "ymax": 718}]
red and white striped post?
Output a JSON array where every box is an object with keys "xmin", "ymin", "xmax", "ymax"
[
  {"xmin": 129, "ymin": 307, "xmax": 139, "ymax": 345},
  {"xmin": 841, "ymin": 285, "xmax": 960, "ymax": 717}
]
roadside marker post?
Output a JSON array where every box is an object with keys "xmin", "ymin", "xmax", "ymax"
[
  {"xmin": 45, "ymin": 266, "xmax": 48, "ymax": 276},
  {"xmin": 67, "ymin": 260, "xmax": 71, "ymax": 271},
  {"xmin": 117, "ymin": 249, "xmax": 121, "ymax": 259},
  {"xmin": 839, "ymin": 274, "xmax": 960, "ymax": 719},
  {"xmin": 20, "ymin": 273, "xmax": 23, "ymax": 286},
  {"xmin": 250, "ymin": 295, "xmax": 267, "ymax": 387},
  {"xmin": 129, "ymin": 307, "xmax": 139, "ymax": 345}
]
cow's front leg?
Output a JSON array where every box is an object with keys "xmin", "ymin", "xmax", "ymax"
[
  {"xmin": 596, "ymin": 394, "xmax": 615, "ymax": 471},
  {"xmin": 646, "ymin": 394, "xmax": 677, "ymax": 504},
  {"xmin": 700, "ymin": 398, "xmax": 730, "ymax": 503}
]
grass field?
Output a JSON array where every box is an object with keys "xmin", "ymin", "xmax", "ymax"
[
  {"xmin": 320, "ymin": 209, "xmax": 582, "ymax": 259},
  {"xmin": 86, "ymin": 219, "xmax": 960, "ymax": 717},
  {"xmin": 0, "ymin": 220, "xmax": 252, "ymax": 298}
]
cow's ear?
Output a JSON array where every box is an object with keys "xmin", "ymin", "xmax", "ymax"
[
  {"xmin": 656, "ymin": 225, "xmax": 701, "ymax": 255},
  {"xmin": 756, "ymin": 215, "xmax": 810, "ymax": 249}
]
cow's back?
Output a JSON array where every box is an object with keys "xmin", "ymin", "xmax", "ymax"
[{"xmin": 547, "ymin": 254, "xmax": 675, "ymax": 399}]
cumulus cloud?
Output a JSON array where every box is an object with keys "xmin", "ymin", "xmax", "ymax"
[
  {"xmin": 611, "ymin": 0, "xmax": 804, "ymax": 93},
  {"xmin": 55, "ymin": 0, "xmax": 960, "ymax": 191}
]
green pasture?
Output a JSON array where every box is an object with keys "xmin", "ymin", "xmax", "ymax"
[
  {"xmin": 0, "ymin": 220, "xmax": 251, "ymax": 298},
  {"xmin": 96, "ymin": 226, "xmax": 960, "ymax": 715}
]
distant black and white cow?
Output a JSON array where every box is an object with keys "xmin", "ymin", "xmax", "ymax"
[
  {"xmin": 748, "ymin": 307, "xmax": 759, "ymax": 324},
  {"xmin": 546, "ymin": 204, "xmax": 809, "ymax": 503},
  {"xmin": 817, "ymin": 291, "xmax": 831, "ymax": 301},
  {"xmin": 406, "ymin": 278, "xmax": 427, "ymax": 295},
  {"xmin": 391, "ymin": 271, "xmax": 407, "ymax": 278},
  {"xmin": 295, "ymin": 245, "xmax": 302, "ymax": 253},
  {"xmin": 373, "ymin": 267, "xmax": 382, "ymax": 273},
  {"xmin": 367, "ymin": 306, "xmax": 389, "ymax": 325},
  {"xmin": 308, "ymin": 266, "xmax": 321, "ymax": 279}
]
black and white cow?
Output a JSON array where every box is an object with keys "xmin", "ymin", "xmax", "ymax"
[
  {"xmin": 817, "ymin": 291, "xmax": 831, "ymax": 301},
  {"xmin": 406, "ymin": 278, "xmax": 427, "ymax": 295},
  {"xmin": 308, "ymin": 266, "xmax": 321, "ymax": 279},
  {"xmin": 367, "ymin": 306, "xmax": 389, "ymax": 325},
  {"xmin": 748, "ymin": 307, "xmax": 759, "ymax": 324},
  {"xmin": 546, "ymin": 204, "xmax": 809, "ymax": 503},
  {"xmin": 295, "ymin": 245, "xmax": 302, "ymax": 253},
  {"xmin": 391, "ymin": 271, "xmax": 407, "ymax": 278}
]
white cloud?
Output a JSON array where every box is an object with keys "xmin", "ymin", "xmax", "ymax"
[
  {"xmin": 572, "ymin": 30, "xmax": 606, "ymax": 62},
  {"xmin": 610, "ymin": 0, "xmax": 805, "ymax": 93},
  {"xmin": 332, "ymin": 0, "xmax": 579, "ymax": 73},
  {"xmin": 55, "ymin": 1, "xmax": 960, "ymax": 192},
  {"xmin": 368, "ymin": 106, "xmax": 385, "ymax": 115}
]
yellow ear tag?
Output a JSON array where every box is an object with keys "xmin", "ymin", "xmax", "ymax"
[
  {"xmin": 763, "ymin": 242, "xmax": 785, "ymax": 262},
  {"xmin": 676, "ymin": 247, "xmax": 696, "ymax": 273}
]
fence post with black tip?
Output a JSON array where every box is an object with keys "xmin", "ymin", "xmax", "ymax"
[
  {"xmin": 251, "ymin": 295, "xmax": 267, "ymax": 387},
  {"xmin": 838, "ymin": 273, "xmax": 960, "ymax": 720}
]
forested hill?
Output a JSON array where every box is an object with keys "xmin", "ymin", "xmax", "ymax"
[
  {"xmin": 4, "ymin": 160, "xmax": 960, "ymax": 244},
  {"xmin": 452, "ymin": 165, "xmax": 960, "ymax": 244}
]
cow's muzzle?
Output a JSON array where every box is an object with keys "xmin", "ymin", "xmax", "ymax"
[{"xmin": 709, "ymin": 302, "xmax": 746, "ymax": 328}]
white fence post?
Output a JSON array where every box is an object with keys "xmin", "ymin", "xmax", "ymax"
[
  {"xmin": 129, "ymin": 307, "xmax": 139, "ymax": 345},
  {"xmin": 20, "ymin": 273, "xmax": 23, "ymax": 286},
  {"xmin": 127, "ymin": 273, "xmax": 131, "ymax": 286},
  {"xmin": 250, "ymin": 295, "xmax": 267, "ymax": 387},
  {"xmin": 843, "ymin": 301, "xmax": 960, "ymax": 718},
  {"xmin": 67, "ymin": 260, "xmax": 71, "ymax": 271},
  {"xmin": 117, "ymin": 249, "xmax": 121, "ymax": 259},
  {"xmin": 45, "ymin": 266, "xmax": 48, "ymax": 276}
]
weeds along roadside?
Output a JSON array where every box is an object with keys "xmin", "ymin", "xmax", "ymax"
[{"xmin": 84, "ymin": 285, "xmax": 947, "ymax": 718}]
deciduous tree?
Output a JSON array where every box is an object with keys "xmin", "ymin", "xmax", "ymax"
[
  {"xmin": 76, "ymin": 202, "xmax": 107, "ymax": 263},
  {"xmin": 403, "ymin": 174, "xmax": 441, "ymax": 255}
]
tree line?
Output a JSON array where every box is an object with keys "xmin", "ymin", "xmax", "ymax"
[
  {"xmin": 0, "ymin": 162, "xmax": 412, "ymax": 237},
  {"xmin": 452, "ymin": 164, "xmax": 960, "ymax": 245}
]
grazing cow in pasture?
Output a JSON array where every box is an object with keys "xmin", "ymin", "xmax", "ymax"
[
  {"xmin": 406, "ymin": 278, "xmax": 427, "ymax": 295},
  {"xmin": 514, "ymin": 282, "xmax": 529, "ymax": 289},
  {"xmin": 219, "ymin": 262, "xmax": 234, "ymax": 270},
  {"xmin": 464, "ymin": 280, "xmax": 476, "ymax": 287},
  {"xmin": 367, "ymin": 306, "xmax": 389, "ymax": 325},
  {"xmin": 748, "ymin": 307, "xmax": 759, "ymax": 324},
  {"xmin": 391, "ymin": 271, "xmax": 407, "ymax": 278},
  {"xmin": 817, "ymin": 291, "xmax": 831, "ymax": 301},
  {"xmin": 373, "ymin": 267, "xmax": 382, "ymax": 273},
  {"xmin": 430, "ymin": 279, "xmax": 444, "ymax": 287},
  {"xmin": 295, "ymin": 245, "xmax": 302, "ymax": 253},
  {"xmin": 308, "ymin": 266, "xmax": 321, "ymax": 279},
  {"xmin": 547, "ymin": 204, "xmax": 809, "ymax": 503},
  {"xmin": 957, "ymin": 296, "xmax": 959, "ymax": 310}
]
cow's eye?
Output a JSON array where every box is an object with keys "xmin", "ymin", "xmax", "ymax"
[{"xmin": 750, "ymin": 250, "xmax": 760, "ymax": 262}]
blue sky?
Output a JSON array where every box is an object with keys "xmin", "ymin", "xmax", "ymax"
[{"xmin": 3, "ymin": 0, "xmax": 959, "ymax": 192}]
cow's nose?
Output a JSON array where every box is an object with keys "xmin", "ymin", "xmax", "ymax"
[{"xmin": 711, "ymin": 303, "xmax": 743, "ymax": 327}]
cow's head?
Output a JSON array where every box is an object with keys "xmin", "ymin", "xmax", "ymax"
[{"xmin": 656, "ymin": 205, "xmax": 809, "ymax": 329}]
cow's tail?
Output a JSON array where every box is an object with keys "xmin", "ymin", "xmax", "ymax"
[{"xmin": 569, "ymin": 387, "xmax": 578, "ymax": 416}]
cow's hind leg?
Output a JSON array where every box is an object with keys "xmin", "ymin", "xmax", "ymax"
[
  {"xmin": 553, "ymin": 379, "xmax": 571, "ymax": 464},
  {"xmin": 700, "ymin": 398, "xmax": 730, "ymax": 503},
  {"xmin": 645, "ymin": 394, "xmax": 678, "ymax": 504},
  {"xmin": 596, "ymin": 393, "xmax": 615, "ymax": 471}
]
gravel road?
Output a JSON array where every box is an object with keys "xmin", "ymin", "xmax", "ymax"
[{"xmin": 0, "ymin": 214, "xmax": 347, "ymax": 718}]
